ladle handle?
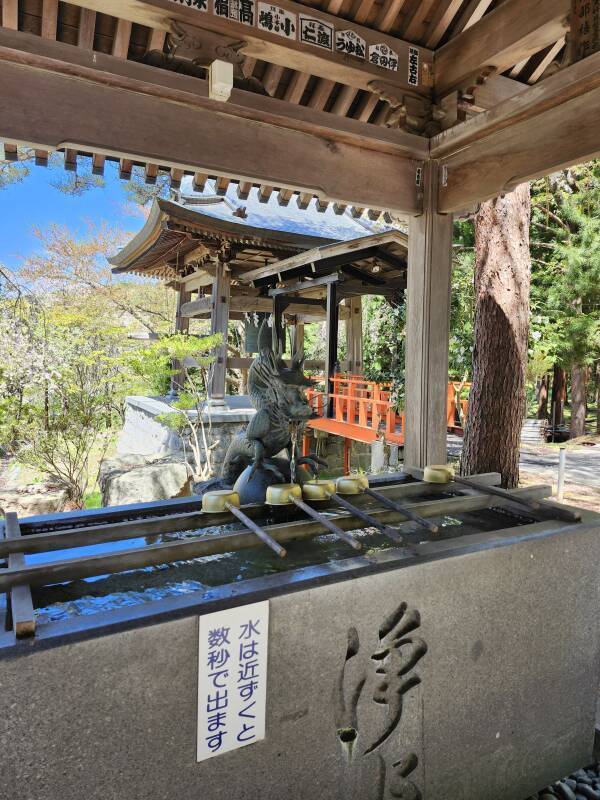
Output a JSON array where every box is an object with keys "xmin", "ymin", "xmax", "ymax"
[
  {"xmin": 330, "ymin": 493, "xmax": 404, "ymax": 545},
  {"xmin": 364, "ymin": 488, "xmax": 439, "ymax": 534},
  {"xmin": 226, "ymin": 504, "xmax": 287, "ymax": 558},
  {"xmin": 291, "ymin": 497, "xmax": 362, "ymax": 551},
  {"xmin": 451, "ymin": 476, "xmax": 542, "ymax": 510},
  {"xmin": 452, "ymin": 476, "xmax": 581, "ymax": 522}
]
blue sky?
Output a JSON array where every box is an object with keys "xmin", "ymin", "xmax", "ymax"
[
  {"xmin": 0, "ymin": 158, "xmax": 145, "ymax": 271},
  {"xmin": 0, "ymin": 156, "xmax": 386, "ymax": 273}
]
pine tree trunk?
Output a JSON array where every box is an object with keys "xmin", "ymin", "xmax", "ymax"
[
  {"xmin": 536, "ymin": 376, "xmax": 549, "ymax": 420},
  {"xmin": 596, "ymin": 364, "xmax": 600, "ymax": 435},
  {"xmin": 551, "ymin": 365, "xmax": 567, "ymax": 427},
  {"xmin": 570, "ymin": 365, "xmax": 588, "ymax": 438},
  {"xmin": 461, "ymin": 183, "xmax": 531, "ymax": 488}
]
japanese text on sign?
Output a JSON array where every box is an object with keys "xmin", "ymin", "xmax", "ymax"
[
  {"xmin": 214, "ymin": 0, "xmax": 256, "ymax": 25},
  {"xmin": 572, "ymin": 0, "xmax": 600, "ymax": 60},
  {"xmin": 300, "ymin": 16, "xmax": 333, "ymax": 50},
  {"xmin": 197, "ymin": 601, "xmax": 269, "ymax": 762},
  {"xmin": 159, "ymin": 0, "xmax": 424, "ymax": 83},
  {"xmin": 257, "ymin": 3, "xmax": 297, "ymax": 39},
  {"xmin": 335, "ymin": 29, "xmax": 366, "ymax": 60},
  {"xmin": 369, "ymin": 43, "xmax": 399, "ymax": 71},
  {"xmin": 168, "ymin": 0, "xmax": 208, "ymax": 11},
  {"xmin": 408, "ymin": 46, "xmax": 419, "ymax": 86}
]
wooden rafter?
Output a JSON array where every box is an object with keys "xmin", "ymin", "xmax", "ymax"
[
  {"xmin": 435, "ymin": 50, "xmax": 600, "ymax": 211},
  {"xmin": 41, "ymin": 0, "xmax": 58, "ymax": 40},
  {"xmin": 424, "ymin": 0, "xmax": 464, "ymax": 48},
  {"xmin": 63, "ymin": 0, "xmax": 433, "ymax": 96},
  {"xmin": 77, "ymin": 8, "xmax": 96, "ymax": 50},
  {"xmin": 1, "ymin": 0, "xmax": 18, "ymax": 30},
  {"xmin": 145, "ymin": 162, "xmax": 159, "ymax": 184},
  {"xmin": 92, "ymin": 152, "xmax": 105, "ymax": 175},
  {"xmin": 146, "ymin": 28, "xmax": 166, "ymax": 53},
  {"xmin": 435, "ymin": 0, "xmax": 570, "ymax": 96},
  {"xmin": 112, "ymin": 18, "xmax": 132, "ymax": 59},
  {"xmin": 0, "ymin": 52, "xmax": 420, "ymax": 215},
  {"xmin": 447, "ymin": 0, "xmax": 494, "ymax": 38}
]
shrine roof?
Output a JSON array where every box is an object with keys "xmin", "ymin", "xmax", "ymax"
[{"xmin": 110, "ymin": 180, "xmax": 391, "ymax": 280}]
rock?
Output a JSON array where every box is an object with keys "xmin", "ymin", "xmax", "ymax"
[
  {"xmin": 576, "ymin": 787, "xmax": 600, "ymax": 800},
  {"xmin": 0, "ymin": 485, "xmax": 68, "ymax": 518},
  {"xmin": 555, "ymin": 782, "xmax": 578, "ymax": 800},
  {"xmin": 99, "ymin": 454, "xmax": 192, "ymax": 507}
]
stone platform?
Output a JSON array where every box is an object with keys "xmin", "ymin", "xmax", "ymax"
[
  {"xmin": 1, "ymin": 505, "xmax": 599, "ymax": 799},
  {"xmin": 117, "ymin": 395, "xmax": 373, "ymax": 475},
  {"xmin": 117, "ymin": 395, "xmax": 256, "ymax": 468}
]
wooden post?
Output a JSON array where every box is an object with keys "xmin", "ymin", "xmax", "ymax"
[
  {"xmin": 405, "ymin": 162, "xmax": 453, "ymax": 468},
  {"xmin": 1, "ymin": 0, "xmax": 18, "ymax": 29},
  {"xmin": 4, "ymin": 513, "xmax": 36, "ymax": 639},
  {"xmin": 208, "ymin": 259, "xmax": 230, "ymax": 404},
  {"xmin": 570, "ymin": 0, "xmax": 600, "ymax": 62},
  {"xmin": 345, "ymin": 296, "xmax": 363, "ymax": 375},
  {"xmin": 292, "ymin": 320, "xmax": 305, "ymax": 356},
  {"xmin": 273, "ymin": 295, "xmax": 286, "ymax": 354},
  {"xmin": 171, "ymin": 285, "xmax": 191, "ymax": 394},
  {"xmin": 325, "ymin": 282, "xmax": 339, "ymax": 417}
]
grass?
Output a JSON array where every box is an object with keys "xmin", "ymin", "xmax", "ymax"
[{"xmin": 83, "ymin": 489, "xmax": 102, "ymax": 509}]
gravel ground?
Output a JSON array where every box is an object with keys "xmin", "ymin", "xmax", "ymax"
[{"xmin": 527, "ymin": 765, "xmax": 600, "ymax": 799}]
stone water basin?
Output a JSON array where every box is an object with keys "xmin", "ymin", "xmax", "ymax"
[{"xmin": 23, "ymin": 502, "xmax": 536, "ymax": 627}]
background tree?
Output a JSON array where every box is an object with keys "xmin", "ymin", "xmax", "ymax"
[
  {"xmin": 128, "ymin": 333, "xmax": 220, "ymax": 480},
  {"xmin": 19, "ymin": 223, "xmax": 176, "ymax": 336},
  {"xmin": 530, "ymin": 163, "xmax": 600, "ymax": 437},
  {"xmin": 0, "ymin": 294, "xmax": 140, "ymax": 506},
  {"xmin": 461, "ymin": 183, "xmax": 532, "ymax": 488}
]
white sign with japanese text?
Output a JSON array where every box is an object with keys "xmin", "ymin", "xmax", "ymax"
[
  {"xmin": 257, "ymin": 3, "xmax": 297, "ymax": 39},
  {"xmin": 197, "ymin": 601, "xmax": 269, "ymax": 761},
  {"xmin": 214, "ymin": 0, "xmax": 256, "ymax": 25},
  {"xmin": 168, "ymin": 0, "xmax": 208, "ymax": 12},
  {"xmin": 368, "ymin": 42, "xmax": 399, "ymax": 71},
  {"xmin": 299, "ymin": 15, "xmax": 333, "ymax": 50},
  {"xmin": 336, "ymin": 29, "xmax": 366, "ymax": 60},
  {"xmin": 408, "ymin": 46, "xmax": 419, "ymax": 86}
]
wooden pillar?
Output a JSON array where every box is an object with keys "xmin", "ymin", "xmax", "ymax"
[
  {"xmin": 345, "ymin": 296, "xmax": 363, "ymax": 375},
  {"xmin": 292, "ymin": 320, "xmax": 305, "ymax": 356},
  {"xmin": 175, "ymin": 286, "xmax": 191, "ymax": 335},
  {"xmin": 1, "ymin": 0, "xmax": 18, "ymax": 29},
  {"xmin": 570, "ymin": 0, "xmax": 600, "ymax": 62},
  {"xmin": 208, "ymin": 260, "xmax": 230, "ymax": 404},
  {"xmin": 273, "ymin": 295, "xmax": 286, "ymax": 354},
  {"xmin": 405, "ymin": 162, "xmax": 453, "ymax": 468},
  {"xmin": 171, "ymin": 286, "xmax": 191, "ymax": 394},
  {"xmin": 325, "ymin": 282, "xmax": 339, "ymax": 417}
]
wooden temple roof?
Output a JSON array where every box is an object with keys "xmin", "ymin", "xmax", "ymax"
[
  {"xmin": 241, "ymin": 229, "xmax": 409, "ymax": 297},
  {"xmin": 0, "ymin": 0, "xmax": 574, "ymax": 219},
  {"xmin": 109, "ymin": 197, "xmax": 334, "ymax": 281}
]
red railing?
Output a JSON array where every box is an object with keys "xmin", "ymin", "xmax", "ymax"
[{"xmin": 306, "ymin": 375, "xmax": 405, "ymax": 445}]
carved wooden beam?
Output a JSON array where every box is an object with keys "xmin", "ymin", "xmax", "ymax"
[
  {"xmin": 434, "ymin": 50, "xmax": 600, "ymax": 211},
  {"xmin": 0, "ymin": 29, "xmax": 424, "ymax": 216},
  {"xmin": 435, "ymin": 0, "xmax": 570, "ymax": 97},
  {"xmin": 63, "ymin": 0, "xmax": 433, "ymax": 97}
]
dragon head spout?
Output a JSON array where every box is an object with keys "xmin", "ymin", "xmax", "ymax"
[{"xmin": 249, "ymin": 321, "xmax": 313, "ymax": 421}]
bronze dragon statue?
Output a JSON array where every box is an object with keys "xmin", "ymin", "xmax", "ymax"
[{"xmin": 220, "ymin": 322, "xmax": 326, "ymax": 493}]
